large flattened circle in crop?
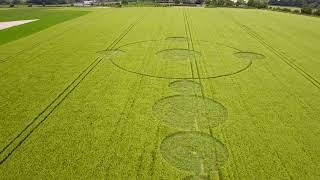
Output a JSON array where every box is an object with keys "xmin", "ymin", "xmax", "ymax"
[
  {"xmin": 109, "ymin": 40, "xmax": 253, "ymax": 79},
  {"xmin": 160, "ymin": 131, "xmax": 228, "ymax": 173},
  {"xmin": 153, "ymin": 95, "xmax": 227, "ymax": 130}
]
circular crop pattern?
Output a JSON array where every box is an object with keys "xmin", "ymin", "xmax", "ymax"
[
  {"xmin": 160, "ymin": 131, "xmax": 228, "ymax": 173},
  {"xmin": 234, "ymin": 52, "xmax": 265, "ymax": 60},
  {"xmin": 169, "ymin": 80, "xmax": 201, "ymax": 95},
  {"xmin": 156, "ymin": 49, "xmax": 201, "ymax": 61},
  {"xmin": 109, "ymin": 40, "xmax": 253, "ymax": 79},
  {"xmin": 153, "ymin": 95, "xmax": 227, "ymax": 130}
]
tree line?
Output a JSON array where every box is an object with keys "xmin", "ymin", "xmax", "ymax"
[
  {"xmin": 269, "ymin": 0, "xmax": 319, "ymax": 8},
  {"xmin": 1, "ymin": 0, "xmax": 319, "ymax": 13},
  {"xmin": 0, "ymin": 0, "xmax": 79, "ymax": 5}
]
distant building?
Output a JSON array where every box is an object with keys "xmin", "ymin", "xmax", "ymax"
[{"xmin": 83, "ymin": 0, "xmax": 94, "ymax": 5}]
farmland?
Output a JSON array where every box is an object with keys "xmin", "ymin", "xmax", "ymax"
[
  {"xmin": 0, "ymin": 7, "xmax": 320, "ymax": 179},
  {"xmin": 0, "ymin": 9, "xmax": 88, "ymax": 45}
]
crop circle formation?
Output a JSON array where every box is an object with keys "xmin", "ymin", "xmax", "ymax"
[
  {"xmin": 153, "ymin": 80, "xmax": 229, "ymax": 177},
  {"xmin": 153, "ymin": 95, "xmax": 227, "ymax": 130},
  {"xmin": 160, "ymin": 131, "xmax": 228, "ymax": 173},
  {"xmin": 103, "ymin": 38, "xmax": 265, "ymax": 177},
  {"xmin": 107, "ymin": 39, "xmax": 255, "ymax": 79}
]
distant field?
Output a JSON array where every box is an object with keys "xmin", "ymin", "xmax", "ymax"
[
  {"xmin": 0, "ymin": 8, "xmax": 88, "ymax": 45},
  {"xmin": 0, "ymin": 7, "xmax": 319, "ymax": 179}
]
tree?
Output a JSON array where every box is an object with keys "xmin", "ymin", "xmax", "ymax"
[
  {"xmin": 215, "ymin": 0, "xmax": 224, "ymax": 6},
  {"xmin": 27, "ymin": 0, "xmax": 70, "ymax": 4},
  {"xmin": 11, "ymin": 0, "xmax": 20, "ymax": 4},
  {"xmin": 301, "ymin": 6, "xmax": 313, "ymax": 14},
  {"xmin": 195, "ymin": 0, "xmax": 204, "ymax": 4},
  {"xmin": 236, "ymin": 0, "xmax": 245, "ymax": 6},
  {"xmin": 313, "ymin": 9, "xmax": 320, "ymax": 15},
  {"xmin": 247, "ymin": 0, "xmax": 254, "ymax": 6},
  {"xmin": 210, "ymin": 0, "xmax": 217, "ymax": 5},
  {"xmin": 268, "ymin": 0, "xmax": 310, "ymax": 7},
  {"xmin": 247, "ymin": 0, "xmax": 267, "ymax": 8},
  {"xmin": 0, "ymin": 0, "xmax": 9, "ymax": 4},
  {"xmin": 205, "ymin": 0, "xmax": 211, "ymax": 5},
  {"xmin": 224, "ymin": 0, "xmax": 234, "ymax": 6}
]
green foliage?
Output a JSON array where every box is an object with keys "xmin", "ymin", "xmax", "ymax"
[
  {"xmin": 269, "ymin": 0, "xmax": 303, "ymax": 7},
  {"xmin": 292, "ymin": 9, "xmax": 300, "ymax": 13},
  {"xmin": 206, "ymin": 0, "xmax": 229, "ymax": 6},
  {"xmin": 25, "ymin": 0, "xmax": 72, "ymax": 5},
  {"xmin": 10, "ymin": 0, "xmax": 20, "ymax": 5},
  {"xmin": 247, "ymin": 0, "xmax": 268, "ymax": 8},
  {"xmin": 301, "ymin": 6, "xmax": 313, "ymax": 14},
  {"xmin": 313, "ymin": 8, "xmax": 320, "ymax": 15},
  {"xmin": 236, "ymin": 0, "xmax": 245, "ymax": 6},
  {"xmin": 195, "ymin": 0, "xmax": 204, "ymax": 4},
  {"xmin": 122, "ymin": 0, "xmax": 128, "ymax": 4},
  {"xmin": 273, "ymin": 7, "xmax": 292, "ymax": 12},
  {"xmin": 0, "ymin": 0, "xmax": 9, "ymax": 4},
  {"xmin": 216, "ymin": 0, "xmax": 224, "ymax": 6},
  {"xmin": 224, "ymin": 0, "xmax": 234, "ymax": 6},
  {"xmin": 281, "ymin": 7, "xmax": 291, "ymax": 12}
]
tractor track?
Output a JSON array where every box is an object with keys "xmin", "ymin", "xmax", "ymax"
[
  {"xmin": 104, "ymin": 18, "xmax": 167, "ymax": 175},
  {"xmin": 241, "ymin": 24, "xmax": 320, "ymax": 90},
  {"xmin": 223, "ymin": 12, "xmax": 320, "ymax": 90},
  {"xmin": 183, "ymin": 9, "xmax": 205, "ymax": 98},
  {"xmin": 0, "ymin": 13, "xmax": 145, "ymax": 165},
  {"xmin": 0, "ymin": 12, "xmax": 94, "ymax": 64}
]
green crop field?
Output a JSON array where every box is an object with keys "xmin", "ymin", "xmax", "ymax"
[
  {"xmin": 0, "ymin": 8, "xmax": 88, "ymax": 45},
  {"xmin": 0, "ymin": 7, "xmax": 319, "ymax": 179}
]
